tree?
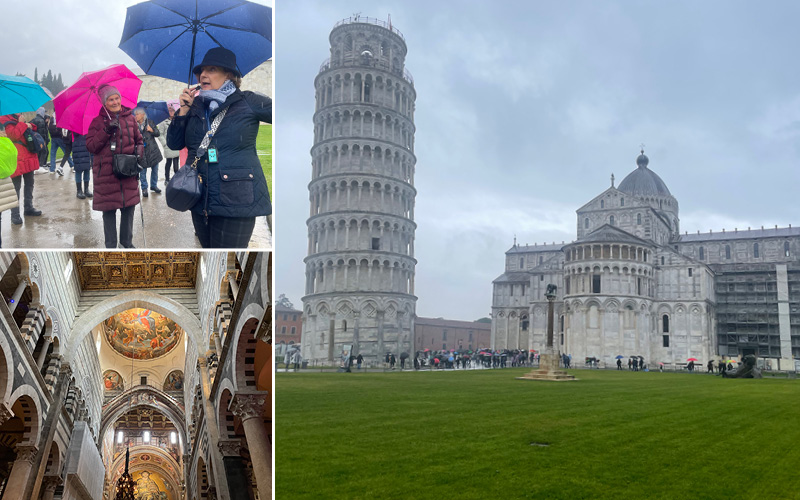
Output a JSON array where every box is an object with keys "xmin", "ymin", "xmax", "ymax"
[
  {"xmin": 34, "ymin": 67, "xmax": 38, "ymax": 83},
  {"xmin": 276, "ymin": 294, "xmax": 295, "ymax": 309},
  {"xmin": 475, "ymin": 317, "xmax": 491, "ymax": 324}
]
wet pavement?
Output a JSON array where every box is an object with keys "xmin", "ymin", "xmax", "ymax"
[{"xmin": 0, "ymin": 167, "xmax": 272, "ymax": 249}]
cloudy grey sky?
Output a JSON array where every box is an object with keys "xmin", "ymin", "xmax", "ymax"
[
  {"xmin": 277, "ymin": 1, "xmax": 800, "ymax": 320},
  {"xmin": 0, "ymin": 0, "xmax": 271, "ymax": 87}
]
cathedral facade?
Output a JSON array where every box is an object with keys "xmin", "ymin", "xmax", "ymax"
[
  {"xmin": 492, "ymin": 151, "xmax": 800, "ymax": 370},
  {"xmin": 0, "ymin": 251, "xmax": 271, "ymax": 500}
]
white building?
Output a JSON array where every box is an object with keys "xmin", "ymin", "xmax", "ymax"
[
  {"xmin": 302, "ymin": 17, "xmax": 418, "ymax": 364},
  {"xmin": 492, "ymin": 150, "xmax": 800, "ymax": 369}
]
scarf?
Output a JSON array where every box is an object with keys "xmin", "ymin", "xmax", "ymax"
[{"xmin": 198, "ymin": 80, "xmax": 237, "ymax": 112}]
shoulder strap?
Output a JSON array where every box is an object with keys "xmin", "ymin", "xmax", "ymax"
[{"xmin": 191, "ymin": 108, "xmax": 228, "ymax": 168}]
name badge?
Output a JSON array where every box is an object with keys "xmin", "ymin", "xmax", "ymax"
[{"xmin": 208, "ymin": 148, "xmax": 218, "ymax": 163}]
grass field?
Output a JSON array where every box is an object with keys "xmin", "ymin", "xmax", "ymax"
[
  {"xmin": 277, "ymin": 368, "xmax": 800, "ymax": 499},
  {"xmin": 257, "ymin": 123, "xmax": 272, "ymax": 194}
]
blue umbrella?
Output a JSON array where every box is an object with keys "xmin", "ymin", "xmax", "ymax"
[
  {"xmin": 119, "ymin": 0, "xmax": 272, "ymax": 85},
  {"xmin": 136, "ymin": 100, "xmax": 170, "ymax": 124},
  {"xmin": 615, "ymin": 355, "xmax": 624, "ymax": 359},
  {"xmin": 0, "ymin": 74, "xmax": 51, "ymax": 115}
]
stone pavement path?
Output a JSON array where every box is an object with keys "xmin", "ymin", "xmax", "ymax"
[{"xmin": 1, "ymin": 167, "xmax": 272, "ymax": 249}]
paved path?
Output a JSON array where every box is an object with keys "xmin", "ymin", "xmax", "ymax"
[{"xmin": 1, "ymin": 167, "xmax": 272, "ymax": 249}]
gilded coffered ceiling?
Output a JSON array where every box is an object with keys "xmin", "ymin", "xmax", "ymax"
[{"xmin": 74, "ymin": 252, "xmax": 198, "ymax": 291}]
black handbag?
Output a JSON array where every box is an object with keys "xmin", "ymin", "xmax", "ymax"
[
  {"xmin": 112, "ymin": 154, "xmax": 140, "ymax": 179},
  {"xmin": 166, "ymin": 108, "xmax": 228, "ymax": 212},
  {"xmin": 110, "ymin": 121, "xmax": 141, "ymax": 179}
]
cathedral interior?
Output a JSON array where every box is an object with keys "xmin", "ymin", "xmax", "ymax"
[{"xmin": 0, "ymin": 251, "xmax": 271, "ymax": 500}]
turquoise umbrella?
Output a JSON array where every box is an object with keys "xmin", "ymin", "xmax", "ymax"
[{"xmin": 0, "ymin": 74, "xmax": 51, "ymax": 115}]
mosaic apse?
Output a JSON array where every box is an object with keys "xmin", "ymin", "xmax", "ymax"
[
  {"xmin": 132, "ymin": 469, "xmax": 174, "ymax": 500},
  {"xmin": 104, "ymin": 309, "xmax": 182, "ymax": 360}
]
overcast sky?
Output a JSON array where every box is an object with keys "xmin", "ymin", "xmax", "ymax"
[
  {"xmin": 276, "ymin": 0, "xmax": 800, "ymax": 321},
  {"xmin": 0, "ymin": 0, "xmax": 271, "ymax": 86}
]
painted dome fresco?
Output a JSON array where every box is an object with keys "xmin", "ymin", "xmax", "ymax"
[{"xmin": 103, "ymin": 308, "xmax": 182, "ymax": 360}]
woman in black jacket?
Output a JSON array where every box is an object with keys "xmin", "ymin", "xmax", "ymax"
[{"xmin": 167, "ymin": 47, "xmax": 272, "ymax": 248}]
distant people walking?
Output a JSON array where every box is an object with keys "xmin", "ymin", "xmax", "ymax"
[
  {"xmin": 134, "ymin": 108, "xmax": 163, "ymax": 197},
  {"xmin": 356, "ymin": 353, "xmax": 363, "ymax": 370},
  {"xmin": 638, "ymin": 358, "xmax": 644, "ymax": 371},
  {"xmin": 687, "ymin": 360, "xmax": 695, "ymax": 372},
  {"xmin": 389, "ymin": 353, "xmax": 396, "ymax": 370},
  {"xmin": 48, "ymin": 120, "xmax": 74, "ymax": 175},
  {"xmin": 70, "ymin": 132, "xmax": 93, "ymax": 199},
  {"xmin": 616, "ymin": 358, "xmax": 622, "ymax": 370},
  {"xmin": 628, "ymin": 358, "xmax": 633, "ymax": 370},
  {"xmin": 0, "ymin": 113, "xmax": 43, "ymax": 225},
  {"xmin": 86, "ymin": 85, "xmax": 142, "ymax": 248},
  {"xmin": 707, "ymin": 360, "xmax": 714, "ymax": 373},
  {"xmin": 292, "ymin": 350, "xmax": 302, "ymax": 371},
  {"xmin": 157, "ymin": 105, "xmax": 181, "ymax": 184}
]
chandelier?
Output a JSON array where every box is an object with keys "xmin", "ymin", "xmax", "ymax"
[{"xmin": 115, "ymin": 447, "xmax": 135, "ymax": 500}]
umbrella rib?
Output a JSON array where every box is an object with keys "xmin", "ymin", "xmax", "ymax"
[
  {"xmin": 147, "ymin": 1, "xmax": 192, "ymax": 23},
  {"xmin": 201, "ymin": 2, "xmax": 249, "ymax": 21},
  {"xmin": 0, "ymin": 85, "xmax": 36, "ymax": 109},
  {"xmin": 118, "ymin": 1, "xmax": 191, "ymax": 45},
  {"xmin": 144, "ymin": 27, "xmax": 193, "ymax": 74},
  {"xmin": 122, "ymin": 22, "xmax": 189, "ymax": 35},
  {"xmin": 204, "ymin": 22, "xmax": 270, "ymax": 36}
]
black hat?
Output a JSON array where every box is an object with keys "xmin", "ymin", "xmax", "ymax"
[{"xmin": 192, "ymin": 47, "xmax": 241, "ymax": 77}]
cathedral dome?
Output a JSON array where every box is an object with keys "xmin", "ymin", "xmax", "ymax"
[{"xmin": 618, "ymin": 151, "xmax": 671, "ymax": 197}]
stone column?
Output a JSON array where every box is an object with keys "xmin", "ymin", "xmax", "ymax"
[
  {"xmin": 230, "ymin": 393, "xmax": 270, "ymax": 500},
  {"xmin": 8, "ymin": 276, "xmax": 28, "ymax": 315},
  {"xmin": 218, "ymin": 439, "xmax": 251, "ymax": 500},
  {"xmin": 3, "ymin": 445, "xmax": 38, "ymax": 500},
  {"xmin": 212, "ymin": 332, "xmax": 223, "ymax": 357},
  {"xmin": 197, "ymin": 358, "xmax": 231, "ymax": 500},
  {"xmin": 227, "ymin": 271, "xmax": 240, "ymax": 299},
  {"xmin": 36, "ymin": 336, "xmax": 53, "ymax": 369},
  {"xmin": 41, "ymin": 475, "xmax": 62, "ymax": 500}
]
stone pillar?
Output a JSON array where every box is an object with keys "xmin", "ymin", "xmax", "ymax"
[
  {"xmin": 41, "ymin": 475, "xmax": 62, "ymax": 500},
  {"xmin": 197, "ymin": 358, "xmax": 231, "ymax": 500},
  {"xmin": 218, "ymin": 440, "xmax": 250, "ymax": 500},
  {"xmin": 212, "ymin": 332, "xmax": 223, "ymax": 357},
  {"xmin": 36, "ymin": 336, "xmax": 52, "ymax": 369},
  {"xmin": 3, "ymin": 445, "xmax": 38, "ymax": 500},
  {"xmin": 230, "ymin": 393, "xmax": 270, "ymax": 500},
  {"xmin": 227, "ymin": 271, "xmax": 240, "ymax": 299},
  {"xmin": 8, "ymin": 276, "xmax": 28, "ymax": 315},
  {"xmin": 776, "ymin": 264, "xmax": 794, "ymax": 370},
  {"xmin": 27, "ymin": 362, "xmax": 72, "ymax": 500}
]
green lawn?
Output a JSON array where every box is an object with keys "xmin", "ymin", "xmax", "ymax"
[
  {"xmin": 257, "ymin": 123, "xmax": 272, "ymax": 195},
  {"xmin": 277, "ymin": 369, "xmax": 800, "ymax": 499}
]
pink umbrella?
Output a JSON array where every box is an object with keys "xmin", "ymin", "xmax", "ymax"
[{"xmin": 53, "ymin": 64, "xmax": 142, "ymax": 134}]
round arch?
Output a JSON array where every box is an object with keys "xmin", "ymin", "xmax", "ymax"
[
  {"xmin": 66, "ymin": 290, "xmax": 203, "ymax": 360},
  {"xmin": 108, "ymin": 445, "xmax": 182, "ymax": 499},
  {"xmin": 100, "ymin": 386, "xmax": 188, "ymax": 449}
]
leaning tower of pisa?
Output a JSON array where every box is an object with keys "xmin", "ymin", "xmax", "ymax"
[{"xmin": 302, "ymin": 16, "xmax": 418, "ymax": 365}]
